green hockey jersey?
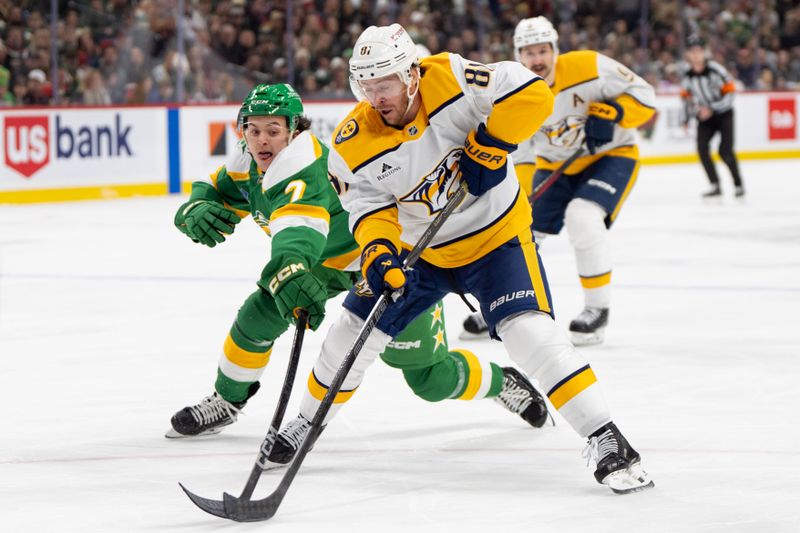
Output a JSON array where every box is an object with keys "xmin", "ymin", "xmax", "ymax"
[{"xmin": 190, "ymin": 132, "xmax": 360, "ymax": 280}]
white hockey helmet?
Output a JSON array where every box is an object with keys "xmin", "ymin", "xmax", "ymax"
[
  {"xmin": 349, "ymin": 23, "xmax": 419, "ymax": 101},
  {"xmin": 513, "ymin": 16, "xmax": 559, "ymax": 61}
]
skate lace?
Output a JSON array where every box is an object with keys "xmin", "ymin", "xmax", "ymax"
[
  {"xmin": 576, "ymin": 307, "xmax": 603, "ymax": 323},
  {"xmin": 582, "ymin": 428, "xmax": 617, "ymax": 467},
  {"xmin": 495, "ymin": 376, "xmax": 532, "ymax": 414},
  {"xmin": 279, "ymin": 416, "xmax": 312, "ymax": 449},
  {"xmin": 189, "ymin": 394, "xmax": 240, "ymax": 425}
]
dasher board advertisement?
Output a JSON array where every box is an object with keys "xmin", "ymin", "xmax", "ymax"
[{"xmin": 1, "ymin": 107, "xmax": 168, "ymax": 190}]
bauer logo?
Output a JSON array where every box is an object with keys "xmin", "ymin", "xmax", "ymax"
[
  {"xmin": 768, "ymin": 97, "xmax": 796, "ymax": 141},
  {"xmin": 4, "ymin": 115, "xmax": 50, "ymax": 178}
]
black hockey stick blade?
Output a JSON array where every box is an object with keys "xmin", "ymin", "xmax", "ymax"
[
  {"xmin": 222, "ymin": 490, "xmax": 280, "ymax": 522},
  {"xmin": 179, "ymin": 483, "xmax": 229, "ymax": 519},
  {"xmin": 208, "ymin": 182, "xmax": 470, "ymax": 522},
  {"xmin": 178, "ymin": 311, "xmax": 309, "ymax": 521}
]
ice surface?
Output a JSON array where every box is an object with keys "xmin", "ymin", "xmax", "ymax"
[{"xmin": 1, "ymin": 160, "xmax": 799, "ymax": 532}]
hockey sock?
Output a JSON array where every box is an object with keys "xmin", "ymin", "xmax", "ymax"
[
  {"xmin": 497, "ymin": 311, "xmax": 612, "ymax": 437},
  {"xmin": 565, "ymin": 198, "xmax": 612, "ymax": 309}
]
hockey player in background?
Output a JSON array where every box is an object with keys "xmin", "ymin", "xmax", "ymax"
[
  {"xmin": 271, "ymin": 23, "xmax": 654, "ymax": 494},
  {"xmin": 461, "ymin": 17, "xmax": 656, "ymax": 346},
  {"xmin": 166, "ymin": 83, "xmax": 549, "ymax": 439}
]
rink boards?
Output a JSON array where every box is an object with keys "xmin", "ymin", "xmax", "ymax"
[{"xmin": 0, "ymin": 92, "xmax": 797, "ymax": 203}]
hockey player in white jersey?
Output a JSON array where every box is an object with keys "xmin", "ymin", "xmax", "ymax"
[
  {"xmin": 271, "ymin": 23, "xmax": 653, "ymax": 494},
  {"xmin": 462, "ymin": 17, "xmax": 656, "ymax": 346}
]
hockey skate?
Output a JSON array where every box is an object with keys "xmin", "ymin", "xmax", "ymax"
[
  {"xmin": 459, "ymin": 312, "xmax": 490, "ymax": 340},
  {"xmin": 165, "ymin": 382, "xmax": 260, "ymax": 438},
  {"xmin": 262, "ymin": 414, "xmax": 326, "ymax": 468},
  {"xmin": 494, "ymin": 367, "xmax": 551, "ymax": 428},
  {"xmin": 569, "ymin": 307, "xmax": 609, "ymax": 346},
  {"xmin": 701, "ymin": 184, "xmax": 722, "ymax": 198},
  {"xmin": 734, "ymin": 185, "xmax": 745, "ymax": 198},
  {"xmin": 583, "ymin": 422, "xmax": 654, "ymax": 494}
]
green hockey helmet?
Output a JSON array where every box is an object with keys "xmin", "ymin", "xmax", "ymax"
[{"xmin": 239, "ymin": 83, "xmax": 303, "ymax": 131}]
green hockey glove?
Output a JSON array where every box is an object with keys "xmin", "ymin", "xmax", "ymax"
[
  {"xmin": 268, "ymin": 263, "xmax": 327, "ymax": 330},
  {"xmin": 174, "ymin": 200, "xmax": 242, "ymax": 248}
]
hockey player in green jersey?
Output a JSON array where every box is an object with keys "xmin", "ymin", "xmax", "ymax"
[{"xmin": 166, "ymin": 83, "xmax": 549, "ymax": 440}]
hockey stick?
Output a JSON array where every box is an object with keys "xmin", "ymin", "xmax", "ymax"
[
  {"xmin": 528, "ymin": 146, "xmax": 585, "ymax": 202},
  {"xmin": 179, "ymin": 310, "xmax": 309, "ymax": 519},
  {"xmin": 197, "ymin": 180, "xmax": 469, "ymax": 522}
]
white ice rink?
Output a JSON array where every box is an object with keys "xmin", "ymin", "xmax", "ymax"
[{"xmin": 2, "ymin": 160, "xmax": 799, "ymax": 532}]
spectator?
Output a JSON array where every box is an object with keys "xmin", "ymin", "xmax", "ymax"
[
  {"xmin": 0, "ymin": 65, "xmax": 14, "ymax": 106},
  {"xmin": 23, "ymin": 69, "xmax": 50, "ymax": 105},
  {"xmin": 82, "ymin": 68, "xmax": 111, "ymax": 105},
  {"xmin": 4, "ymin": 0, "xmax": 800, "ymax": 105}
]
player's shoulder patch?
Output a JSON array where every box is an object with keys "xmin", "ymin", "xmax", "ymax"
[
  {"xmin": 334, "ymin": 118, "xmax": 359, "ymax": 144},
  {"xmin": 331, "ymin": 103, "xmax": 398, "ymax": 171},
  {"xmin": 555, "ymin": 50, "xmax": 600, "ymax": 92}
]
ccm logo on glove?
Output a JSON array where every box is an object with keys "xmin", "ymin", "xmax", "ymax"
[{"xmin": 268, "ymin": 263, "xmax": 306, "ymax": 293}]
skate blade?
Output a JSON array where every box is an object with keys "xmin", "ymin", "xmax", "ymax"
[
  {"xmin": 604, "ymin": 462, "xmax": 655, "ymax": 494},
  {"xmin": 570, "ymin": 329, "xmax": 605, "ymax": 346},
  {"xmin": 701, "ymin": 195, "xmax": 723, "ymax": 204},
  {"xmin": 259, "ymin": 459, "xmax": 288, "ymax": 471},
  {"xmin": 458, "ymin": 329, "xmax": 490, "ymax": 341},
  {"xmin": 164, "ymin": 427, "xmax": 224, "ymax": 439}
]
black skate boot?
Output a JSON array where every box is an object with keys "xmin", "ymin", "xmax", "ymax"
[
  {"xmin": 702, "ymin": 184, "xmax": 722, "ymax": 198},
  {"xmin": 494, "ymin": 367, "xmax": 551, "ymax": 428},
  {"xmin": 583, "ymin": 422, "xmax": 654, "ymax": 494},
  {"xmin": 459, "ymin": 312, "xmax": 490, "ymax": 340},
  {"xmin": 263, "ymin": 414, "xmax": 326, "ymax": 468},
  {"xmin": 165, "ymin": 382, "xmax": 260, "ymax": 438},
  {"xmin": 569, "ymin": 307, "xmax": 609, "ymax": 346},
  {"xmin": 734, "ymin": 185, "xmax": 745, "ymax": 198}
]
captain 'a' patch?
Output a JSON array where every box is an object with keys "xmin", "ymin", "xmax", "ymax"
[{"xmin": 399, "ymin": 148, "xmax": 462, "ymax": 215}]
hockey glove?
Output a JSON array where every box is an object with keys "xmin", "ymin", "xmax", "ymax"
[
  {"xmin": 268, "ymin": 263, "xmax": 327, "ymax": 330},
  {"xmin": 459, "ymin": 123, "xmax": 518, "ymax": 196},
  {"xmin": 361, "ymin": 239, "xmax": 409, "ymax": 295},
  {"xmin": 174, "ymin": 200, "xmax": 241, "ymax": 248},
  {"xmin": 584, "ymin": 102, "xmax": 623, "ymax": 155}
]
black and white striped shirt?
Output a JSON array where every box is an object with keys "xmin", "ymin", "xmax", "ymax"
[{"xmin": 681, "ymin": 60, "xmax": 735, "ymax": 120}]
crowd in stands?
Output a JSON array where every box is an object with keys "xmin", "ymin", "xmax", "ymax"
[{"xmin": 2, "ymin": 0, "xmax": 799, "ymax": 107}]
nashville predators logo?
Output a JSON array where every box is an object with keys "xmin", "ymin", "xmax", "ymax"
[
  {"xmin": 541, "ymin": 115, "xmax": 586, "ymax": 148},
  {"xmin": 399, "ymin": 148, "xmax": 461, "ymax": 215},
  {"xmin": 335, "ymin": 119, "xmax": 359, "ymax": 144},
  {"xmin": 354, "ymin": 277, "xmax": 373, "ymax": 297}
]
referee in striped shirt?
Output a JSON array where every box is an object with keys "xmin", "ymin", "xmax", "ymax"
[{"xmin": 681, "ymin": 36, "xmax": 745, "ymax": 198}]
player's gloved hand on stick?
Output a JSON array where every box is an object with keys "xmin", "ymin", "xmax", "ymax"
[
  {"xmin": 174, "ymin": 200, "xmax": 241, "ymax": 248},
  {"xmin": 459, "ymin": 122, "xmax": 517, "ymax": 196},
  {"xmin": 269, "ymin": 264, "xmax": 327, "ymax": 330},
  {"xmin": 361, "ymin": 239, "xmax": 411, "ymax": 295},
  {"xmin": 584, "ymin": 101, "xmax": 623, "ymax": 154}
]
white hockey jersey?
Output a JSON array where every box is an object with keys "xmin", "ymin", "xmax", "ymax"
[
  {"xmin": 328, "ymin": 52, "xmax": 553, "ymax": 268},
  {"xmin": 514, "ymin": 50, "xmax": 655, "ymax": 173}
]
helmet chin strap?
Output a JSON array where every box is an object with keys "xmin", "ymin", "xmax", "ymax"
[{"xmin": 398, "ymin": 70, "xmax": 420, "ymax": 124}]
